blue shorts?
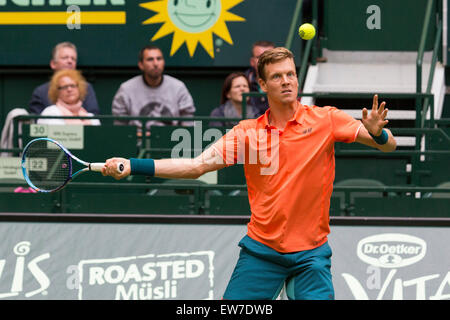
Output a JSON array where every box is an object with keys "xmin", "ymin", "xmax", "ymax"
[{"xmin": 223, "ymin": 235, "xmax": 334, "ymax": 300}]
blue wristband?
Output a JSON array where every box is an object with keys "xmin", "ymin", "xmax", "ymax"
[
  {"xmin": 369, "ymin": 129, "xmax": 388, "ymax": 145},
  {"xmin": 130, "ymin": 158, "xmax": 155, "ymax": 176}
]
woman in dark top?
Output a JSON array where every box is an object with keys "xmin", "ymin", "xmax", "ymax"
[{"xmin": 209, "ymin": 72, "xmax": 259, "ymax": 127}]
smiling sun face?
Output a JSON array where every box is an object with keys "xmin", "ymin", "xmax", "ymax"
[
  {"xmin": 168, "ymin": 0, "xmax": 221, "ymax": 32},
  {"xmin": 140, "ymin": 0, "xmax": 245, "ymax": 58}
]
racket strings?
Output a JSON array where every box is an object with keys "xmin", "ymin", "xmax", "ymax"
[{"xmin": 24, "ymin": 139, "xmax": 70, "ymax": 191}]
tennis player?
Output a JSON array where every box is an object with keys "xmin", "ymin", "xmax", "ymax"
[{"xmin": 102, "ymin": 47, "xmax": 396, "ymax": 300}]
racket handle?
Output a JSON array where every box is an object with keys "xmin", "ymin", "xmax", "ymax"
[
  {"xmin": 89, "ymin": 163, "xmax": 105, "ymax": 172},
  {"xmin": 90, "ymin": 162, "xmax": 125, "ymax": 173}
]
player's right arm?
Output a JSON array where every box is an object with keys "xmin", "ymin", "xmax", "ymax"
[{"xmin": 102, "ymin": 146, "xmax": 227, "ymax": 180}]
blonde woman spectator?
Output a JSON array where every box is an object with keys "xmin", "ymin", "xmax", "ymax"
[{"xmin": 38, "ymin": 69, "xmax": 100, "ymax": 125}]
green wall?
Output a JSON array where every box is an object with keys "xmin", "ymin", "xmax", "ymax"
[
  {"xmin": 0, "ymin": 0, "xmax": 301, "ymax": 67},
  {"xmin": 0, "ymin": 0, "xmax": 305, "ymax": 125},
  {"xmin": 0, "ymin": 0, "xmax": 446, "ymax": 126},
  {"xmin": 323, "ymin": 0, "xmax": 436, "ymax": 51}
]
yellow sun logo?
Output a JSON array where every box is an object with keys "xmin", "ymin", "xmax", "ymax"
[{"xmin": 140, "ymin": 0, "xmax": 246, "ymax": 58}]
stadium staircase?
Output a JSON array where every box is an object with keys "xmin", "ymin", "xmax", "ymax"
[
  {"xmin": 289, "ymin": 0, "xmax": 450, "ymax": 216},
  {"xmin": 299, "ymin": 0, "xmax": 445, "ymax": 147}
]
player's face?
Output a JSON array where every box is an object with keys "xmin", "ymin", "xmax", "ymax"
[
  {"xmin": 51, "ymin": 47, "xmax": 77, "ymax": 70},
  {"xmin": 57, "ymin": 76, "xmax": 80, "ymax": 105},
  {"xmin": 139, "ymin": 48, "xmax": 165, "ymax": 80},
  {"xmin": 227, "ymin": 76, "xmax": 250, "ymax": 104},
  {"xmin": 258, "ymin": 58, "xmax": 298, "ymax": 105}
]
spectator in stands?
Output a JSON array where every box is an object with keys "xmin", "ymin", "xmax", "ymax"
[
  {"xmin": 29, "ymin": 41, "xmax": 99, "ymax": 115},
  {"xmin": 245, "ymin": 40, "xmax": 275, "ymax": 117},
  {"xmin": 209, "ymin": 72, "xmax": 258, "ymax": 127},
  {"xmin": 37, "ymin": 69, "xmax": 100, "ymax": 126},
  {"xmin": 111, "ymin": 45, "xmax": 195, "ymax": 135}
]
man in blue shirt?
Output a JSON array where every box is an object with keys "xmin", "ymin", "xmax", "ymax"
[{"xmin": 29, "ymin": 41, "xmax": 99, "ymax": 115}]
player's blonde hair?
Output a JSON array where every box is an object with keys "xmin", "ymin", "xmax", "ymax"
[
  {"xmin": 257, "ymin": 47, "xmax": 295, "ymax": 81},
  {"xmin": 48, "ymin": 69, "xmax": 87, "ymax": 104}
]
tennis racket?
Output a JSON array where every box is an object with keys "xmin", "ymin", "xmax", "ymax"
[{"xmin": 21, "ymin": 137, "xmax": 124, "ymax": 193}]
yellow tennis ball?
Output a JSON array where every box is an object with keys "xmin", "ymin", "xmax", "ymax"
[{"xmin": 298, "ymin": 23, "xmax": 316, "ymax": 40}]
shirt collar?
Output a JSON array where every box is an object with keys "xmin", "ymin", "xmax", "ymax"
[
  {"xmin": 292, "ymin": 101, "xmax": 307, "ymax": 124},
  {"xmin": 257, "ymin": 109, "xmax": 270, "ymax": 129},
  {"xmin": 142, "ymin": 74, "xmax": 164, "ymax": 87},
  {"xmin": 258, "ymin": 100, "xmax": 307, "ymax": 129}
]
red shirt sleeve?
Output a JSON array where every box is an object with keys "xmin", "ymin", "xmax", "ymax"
[
  {"xmin": 328, "ymin": 107, "xmax": 363, "ymax": 143},
  {"xmin": 211, "ymin": 126, "xmax": 239, "ymax": 166}
]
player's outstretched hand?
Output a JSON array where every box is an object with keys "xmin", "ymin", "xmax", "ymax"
[
  {"xmin": 102, "ymin": 157, "xmax": 131, "ymax": 180},
  {"xmin": 362, "ymin": 94, "xmax": 389, "ymax": 136}
]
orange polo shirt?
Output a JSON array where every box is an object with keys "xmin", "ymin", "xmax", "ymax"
[{"xmin": 212, "ymin": 102, "xmax": 362, "ymax": 253}]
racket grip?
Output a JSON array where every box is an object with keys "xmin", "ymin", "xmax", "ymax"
[
  {"xmin": 89, "ymin": 163, "xmax": 106, "ymax": 172},
  {"xmin": 90, "ymin": 162, "xmax": 124, "ymax": 173}
]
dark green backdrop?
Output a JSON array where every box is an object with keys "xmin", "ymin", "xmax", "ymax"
[
  {"xmin": 0, "ymin": 0, "xmax": 445, "ymax": 127},
  {"xmin": 0, "ymin": 0, "xmax": 301, "ymax": 67},
  {"xmin": 0, "ymin": 0, "xmax": 305, "ymax": 125}
]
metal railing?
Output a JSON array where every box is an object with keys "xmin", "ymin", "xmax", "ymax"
[
  {"xmin": 8, "ymin": 92, "xmax": 447, "ymax": 160},
  {"xmin": 1, "ymin": 180, "xmax": 449, "ymax": 216},
  {"xmin": 1, "ymin": 110, "xmax": 449, "ymax": 217}
]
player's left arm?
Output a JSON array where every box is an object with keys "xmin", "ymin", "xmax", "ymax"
[
  {"xmin": 355, "ymin": 94, "xmax": 397, "ymax": 153},
  {"xmin": 102, "ymin": 146, "xmax": 226, "ymax": 180}
]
